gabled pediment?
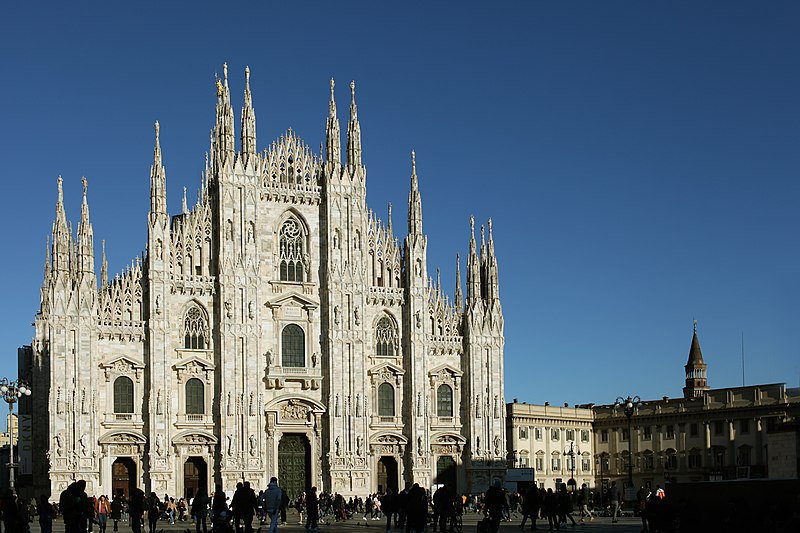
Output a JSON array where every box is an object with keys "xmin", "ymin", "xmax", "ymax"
[
  {"xmin": 428, "ymin": 363, "xmax": 463, "ymax": 378},
  {"xmin": 368, "ymin": 362, "xmax": 405, "ymax": 376},
  {"xmin": 100, "ymin": 355, "xmax": 145, "ymax": 370},
  {"xmin": 172, "ymin": 429, "xmax": 218, "ymax": 445},
  {"xmin": 266, "ymin": 292, "xmax": 319, "ymax": 310},
  {"xmin": 173, "ymin": 355, "xmax": 215, "ymax": 371},
  {"xmin": 431, "ymin": 432, "xmax": 467, "ymax": 445}
]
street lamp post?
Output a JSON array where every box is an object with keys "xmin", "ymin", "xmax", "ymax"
[
  {"xmin": 1, "ymin": 378, "xmax": 32, "ymax": 492},
  {"xmin": 614, "ymin": 395, "xmax": 641, "ymax": 493},
  {"xmin": 564, "ymin": 440, "xmax": 580, "ymax": 492}
]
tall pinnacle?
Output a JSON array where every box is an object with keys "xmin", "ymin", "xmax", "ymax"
[
  {"xmin": 77, "ymin": 176, "xmax": 95, "ymax": 275},
  {"xmin": 101, "ymin": 240, "xmax": 108, "ymax": 287},
  {"xmin": 240, "ymin": 66, "xmax": 257, "ymax": 158},
  {"xmin": 326, "ymin": 78, "xmax": 341, "ymax": 164},
  {"xmin": 346, "ymin": 80, "xmax": 362, "ymax": 170},
  {"xmin": 455, "ymin": 253, "xmax": 463, "ymax": 311},
  {"xmin": 408, "ymin": 151, "xmax": 423, "ymax": 236},
  {"xmin": 51, "ymin": 176, "xmax": 71, "ymax": 273},
  {"xmin": 467, "ymin": 216, "xmax": 481, "ymax": 304},
  {"xmin": 149, "ymin": 121, "xmax": 167, "ymax": 223},
  {"xmin": 214, "ymin": 62, "xmax": 235, "ymax": 156},
  {"xmin": 485, "ymin": 218, "xmax": 500, "ymax": 302}
]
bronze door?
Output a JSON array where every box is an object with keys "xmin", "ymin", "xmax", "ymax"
[
  {"xmin": 278, "ymin": 434, "xmax": 310, "ymax": 501},
  {"xmin": 112, "ymin": 457, "xmax": 136, "ymax": 499},
  {"xmin": 184, "ymin": 457, "xmax": 207, "ymax": 499},
  {"xmin": 377, "ymin": 456, "xmax": 399, "ymax": 493},
  {"xmin": 436, "ymin": 456, "xmax": 456, "ymax": 489}
]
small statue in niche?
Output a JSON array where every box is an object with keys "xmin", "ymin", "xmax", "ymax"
[
  {"xmin": 156, "ymin": 389, "xmax": 163, "ymax": 415},
  {"xmin": 265, "ymin": 351, "xmax": 272, "ymax": 367},
  {"xmin": 226, "ymin": 220, "xmax": 233, "ymax": 240},
  {"xmin": 248, "ymin": 301, "xmax": 255, "ymax": 319},
  {"xmin": 155, "ymin": 294, "xmax": 162, "ymax": 315},
  {"xmin": 249, "ymin": 435, "xmax": 257, "ymax": 456},
  {"xmin": 334, "ymin": 306, "xmax": 340, "ymax": 325},
  {"xmin": 225, "ymin": 301, "xmax": 232, "ymax": 319},
  {"xmin": 311, "ymin": 352, "xmax": 318, "ymax": 368},
  {"xmin": 415, "ymin": 311, "xmax": 421, "ymax": 329},
  {"xmin": 155, "ymin": 433, "xmax": 164, "ymax": 457},
  {"xmin": 55, "ymin": 433, "xmax": 64, "ymax": 457},
  {"xmin": 335, "ymin": 436, "xmax": 341, "ymax": 457},
  {"xmin": 155, "ymin": 239, "xmax": 162, "ymax": 259},
  {"xmin": 247, "ymin": 222, "xmax": 255, "ymax": 243},
  {"xmin": 356, "ymin": 436, "xmax": 363, "ymax": 456},
  {"xmin": 354, "ymin": 307, "xmax": 360, "ymax": 326},
  {"xmin": 493, "ymin": 435, "xmax": 501, "ymax": 456},
  {"xmin": 79, "ymin": 433, "xmax": 89, "ymax": 457},
  {"xmin": 417, "ymin": 436, "xmax": 423, "ymax": 456},
  {"xmin": 227, "ymin": 434, "xmax": 235, "ymax": 456}
]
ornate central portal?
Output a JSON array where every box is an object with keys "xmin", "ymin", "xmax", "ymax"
[{"xmin": 278, "ymin": 434, "xmax": 310, "ymax": 501}]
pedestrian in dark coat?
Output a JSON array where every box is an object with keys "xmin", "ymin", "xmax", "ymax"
[
  {"xmin": 543, "ymin": 489, "xmax": 558, "ymax": 531},
  {"xmin": 519, "ymin": 484, "xmax": 539, "ymax": 530},
  {"xmin": 406, "ymin": 484, "xmax": 428, "ymax": 533},
  {"xmin": 556, "ymin": 485, "xmax": 576, "ymax": 527},
  {"xmin": 305, "ymin": 487, "xmax": 320, "ymax": 531}
]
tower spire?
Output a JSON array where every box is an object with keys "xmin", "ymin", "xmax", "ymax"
[
  {"xmin": 214, "ymin": 62, "xmax": 235, "ymax": 158},
  {"xmin": 387, "ymin": 202, "xmax": 393, "ymax": 234},
  {"xmin": 455, "ymin": 253, "xmax": 463, "ymax": 312},
  {"xmin": 240, "ymin": 65, "xmax": 257, "ymax": 160},
  {"xmin": 149, "ymin": 121, "xmax": 167, "ymax": 225},
  {"xmin": 326, "ymin": 78, "xmax": 341, "ymax": 164},
  {"xmin": 683, "ymin": 321, "xmax": 710, "ymax": 398},
  {"xmin": 485, "ymin": 218, "xmax": 500, "ymax": 302},
  {"xmin": 100, "ymin": 240, "xmax": 108, "ymax": 288},
  {"xmin": 407, "ymin": 151, "xmax": 423, "ymax": 236},
  {"xmin": 467, "ymin": 216, "xmax": 481, "ymax": 305},
  {"xmin": 182, "ymin": 186, "xmax": 188, "ymax": 214},
  {"xmin": 76, "ymin": 176, "xmax": 95, "ymax": 276},
  {"xmin": 51, "ymin": 176, "xmax": 71, "ymax": 273},
  {"xmin": 346, "ymin": 80, "xmax": 362, "ymax": 170}
]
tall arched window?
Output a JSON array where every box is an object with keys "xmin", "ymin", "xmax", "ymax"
[
  {"xmin": 282, "ymin": 324, "xmax": 305, "ymax": 367},
  {"xmin": 114, "ymin": 376, "xmax": 134, "ymax": 414},
  {"xmin": 375, "ymin": 316, "xmax": 398, "ymax": 356},
  {"xmin": 437, "ymin": 384, "xmax": 453, "ymax": 417},
  {"xmin": 279, "ymin": 217, "xmax": 306, "ymax": 282},
  {"xmin": 185, "ymin": 378, "xmax": 205, "ymax": 415},
  {"xmin": 183, "ymin": 305, "xmax": 208, "ymax": 349},
  {"xmin": 378, "ymin": 383, "xmax": 395, "ymax": 416}
]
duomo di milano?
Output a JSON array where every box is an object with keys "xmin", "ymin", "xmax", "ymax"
[{"xmin": 21, "ymin": 64, "xmax": 507, "ymax": 500}]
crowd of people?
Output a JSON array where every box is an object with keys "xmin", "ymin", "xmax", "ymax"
[{"xmin": 0, "ymin": 478, "xmax": 697, "ymax": 533}]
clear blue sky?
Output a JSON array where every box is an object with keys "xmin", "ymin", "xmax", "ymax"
[{"xmin": 1, "ymin": 1, "xmax": 798, "ymax": 413}]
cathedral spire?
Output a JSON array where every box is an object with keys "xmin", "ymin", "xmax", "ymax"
[
  {"xmin": 326, "ymin": 78, "xmax": 341, "ymax": 165},
  {"xmin": 100, "ymin": 240, "xmax": 108, "ymax": 288},
  {"xmin": 346, "ymin": 80, "xmax": 362, "ymax": 170},
  {"xmin": 214, "ymin": 62, "xmax": 235, "ymax": 158},
  {"xmin": 182, "ymin": 186, "xmax": 189, "ymax": 214},
  {"xmin": 240, "ymin": 65, "xmax": 257, "ymax": 160},
  {"xmin": 76, "ymin": 176, "xmax": 95, "ymax": 276},
  {"xmin": 407, "ymin": 151, "xmax": 423, "ymax": 236},
  {"xmin": 485, "ymin": 218, "xmax": 500, "ymax": 302},
  {"xmin": 387, "ymin": 202, "xmax": 393, "ymax": 235},
  {"xmin": 455, "ymin": 253, "xmax": 463, "ymax": 312},
  {"xmin": 51, "ymin": 176, "xmax": 71, "ymax": 273},
  {"xmin": 467, "ymin": 216, "xmax": 481, "ymax": 305},
  {"xmin": 149, "ymin": 121, "xmax": 167, "ymax": 225}
]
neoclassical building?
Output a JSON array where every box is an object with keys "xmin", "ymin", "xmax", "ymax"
[
  {"xmin": 506, "ymin": 325, "xmax": 800, "ymax": 492},
  {"xmin": 21, "ymin": 64, "xmax": 506, "ymax": 500}
]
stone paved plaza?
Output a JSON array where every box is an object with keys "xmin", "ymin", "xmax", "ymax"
[{"xmin": 24, "ymin": 511, "xmax": 646, "ymax": 533}]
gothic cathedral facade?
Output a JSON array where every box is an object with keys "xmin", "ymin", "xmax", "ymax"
[{"xmin": 24, "ymin": 65, "xmax": 506, "ymax": 500}]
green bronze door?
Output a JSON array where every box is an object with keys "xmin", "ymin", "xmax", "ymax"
[{"xmin": 278, "ymin": 434, "xmax": 310, "ymax": 500}]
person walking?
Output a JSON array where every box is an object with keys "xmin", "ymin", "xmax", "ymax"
[
  {"xmin": 381, "ymin": 488, "xmax": 397, "ymax": 532},
  {"xmin": 519, "ymin": 483, "xmax": 539, "ymax": 530},
  {"xmin": 577, "ymin": 484, "xmax": 593, "ymax": 523},
  {"xmin": 542, "ymin": 489, "xmax": 558, "ymax": 531},
  {"xmin": 483, "ymin": 480, "xmax": 508, "ymax": 533},
  {"xmin": 96, "ymin": 495, "xmax": 110, "ymax": 533},
  {"xmin": 608, "ymin": 482, "xmax": 621, "ymax": 523},
  {"xmin": 305, "ymin": 487, "xmax": 320, "ymax": 532},
  {"xmin": 146, "ymin": 492, "xmax": 160, "ymax": 533},
  {"xmin": 263, "ymin": 477, "xmax": 284, "ymax": 533},
  {"xmin": 110, "ymin": 495, "xmax": 123, "ymax": 532},
  {"xmin": 556, "ymin": 485, "xmax": 576, "ymax": 527},
  {"xmin": 191, "ymin": 488, "xmax": 209, "ymax": 533},
  {"xmin": 129, "ymin": 489, "xmax": 145, "ymax": 533}
]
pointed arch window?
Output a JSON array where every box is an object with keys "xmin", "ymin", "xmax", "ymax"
[
  {"xmin": 282, "ymin": 324, "xmax": 305, "ymax": 367},
  {"xmin": 437, "ymin": 384, "xmax": 453, "ymax": 417},
  {"xmin": 185, "ymin": 378, "xmax": 204, "ymax": 415},
  {"xmin": 183, "ymin": 306, "xmax": 208, "ymax": 350},
  {"xmin": 113, "ymin": 376, "xmax": 134, "ymax": 414},
  {"xmin": 375, "ymin": 316, "xmax": 398, "ymax": 356},
  {"xmin": 378, "ymin": 383, "xmax": 395, "ymax": 417},
  {"xmin": 279, "ymin": 217, "xmax": 306, "ymax": 282}
]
